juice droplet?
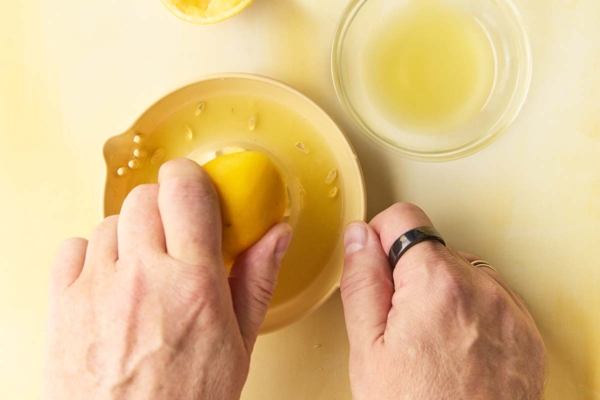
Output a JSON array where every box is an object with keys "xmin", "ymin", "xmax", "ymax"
[
  {"xmin": 195, "ymin": 102, "xmax": 206, "ymax": 116},
  {"xmin": 248, "ymin": 114, "xmax": 257, "ymax": 131},
  {"xmin": 128, "ymin": 159, "xmax": 142, "ymax": 170},
  {"xmin": 295, "ymin": 142, "xmax": 309, "ymax": 154},
  {"xmin": 117, "ymin": 167, "xmax": 128, "ymax": 176},
  {"xmin": 329, "ymin": 187, "xmax": 339, "ymax": 198},
  {"xmin": 151, "ymin": 148, "xmax": 166, "ymax": 165},
  {"xmin": 184, "ymin": 125, "xmax": 193, "ymax": 141},
  {"xmin": 133, "ymin": 147, "xmax": 148, "ymax": 159},
  {"xmin": 325, "ymin": 168, "xmax": 337, "ymax": 184}
]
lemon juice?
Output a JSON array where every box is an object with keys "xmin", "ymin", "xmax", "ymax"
[
  {"xmin": 105, "ymin": 94, "xmax": 343, "ymax": 306},
  {"xmin": 363, "ymin": 1, "xmax": 496, "ymax": 133}
]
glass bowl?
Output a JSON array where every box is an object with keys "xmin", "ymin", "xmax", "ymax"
[{"xmin": 332, "ymin": 0, "xmax": 532, "ymax": 161}]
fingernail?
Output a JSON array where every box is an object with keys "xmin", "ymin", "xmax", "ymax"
[
  {"xmin": 275, "ymin": 234, "xmax": 293, "ymax": 262},
  {"xmin": 344, "ymin": 222, "xmax": 368, "ymax": 256}
]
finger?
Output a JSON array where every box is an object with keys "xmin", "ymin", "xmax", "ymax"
[
  {"xmin": 118, "ymin": 184, "xmax": 165, "ymax": 262},
  {"xmin": 50, "ymin": 238, "xmax": 88, "ymax": 295},
  {"xmin": 456, "ymin": 250, "xmax": 494, "ymax": 280},
  {"xmin": 340, "ymin": 221, "xmax": 394, "ymax": 348},
  {"xmin": 457, "ymin": 251, "xmax": 481, "ymax": 263},
  {"xmin": 85, "ymin": 215, "xmax": 119, "ymax": 266},
  {"xmin": 454, "ymin": 250, "xmax": 499, "ymax": 279},
  {"xmin": 476, "ymin": 266, "xmax": 532, "ymax": 318},
  {"xmin": 370, "ymin": 203, "xmax": 442, "ymax": 254},
  {"xmin": 229, "ymin": 223, "xmax": 292, "ymax": 352},
  {"xmin": 455, "ymin": 249, "xmax": 503, "ymax": 283},
  {"xmin": 370, "ymin": 203, "xmax": 458, "ymax": 287},
  {"xmin": 158, "ymin": 159, "xmax": 222, "ymax": 266},
  {"xmin": 454, "ymin": 250, "xmax": 531, "ymax": 315}
]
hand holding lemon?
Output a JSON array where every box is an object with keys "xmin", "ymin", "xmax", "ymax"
[{"xmin": 45, "ymin": 158, "xmax": 292, "ymax": 399}]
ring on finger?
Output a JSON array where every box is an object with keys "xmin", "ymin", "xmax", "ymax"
[
  {"xmin": 388, "ymin": 226, "xmax": 446, "ymax": 270},
  {"xmin": 470, "ymin": 260, "xmax": 499, "ymax": 274}
]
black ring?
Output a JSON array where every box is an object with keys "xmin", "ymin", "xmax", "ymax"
[{"xmin": 388, "ymin": 226, "xmax": 446, "ymax": 270}]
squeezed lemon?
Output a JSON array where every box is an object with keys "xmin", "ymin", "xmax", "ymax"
[
  {"xmin": 203, "ymin": 151, "xmax": 287, "ymax": 266},
  {"xmin": 363, "ymin": 1, "xmax": 496, "ymax": 133},
  {"xmin": 161, "ymin": 0, "xmax": 253, "ymax": 24}
]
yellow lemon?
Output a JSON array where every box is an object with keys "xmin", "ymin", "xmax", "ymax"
[
  {"xmin": 161, "ymin": 0, "xmax": 253, "ymax": 24},
  {"xmin": 203, "ymin": 151, "xmax": 287, "ymax": 265}
]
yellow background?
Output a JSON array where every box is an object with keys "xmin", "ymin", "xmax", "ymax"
[{"xmin": 1, "ymin": 0, "xmax": 599, "ymax": 398}]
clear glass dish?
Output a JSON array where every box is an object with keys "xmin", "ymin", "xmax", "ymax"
[{"xmin": 332, "ymin": 0, "xmax": 532, "ymax": 161}]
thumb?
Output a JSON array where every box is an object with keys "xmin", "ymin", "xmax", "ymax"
[
  {"xmin": 228, "ymin": 223, "xmax": 293, "ymax": 353},
  {"xmin": 341, "ymin": 221, "xmax": 394, "ymax": 349}
]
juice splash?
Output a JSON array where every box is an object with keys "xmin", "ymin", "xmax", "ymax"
[
  {"xmin": 105, "ymin": 94, "xmax": 343, "ymax": 306},
  {"xmin": 363, "ymin": 1, "xmax": 496, "ymax": 133}
]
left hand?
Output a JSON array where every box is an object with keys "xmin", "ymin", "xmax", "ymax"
[{"xmin": 44, "ymin": 158, "xmax": 292, "ymax": 400}]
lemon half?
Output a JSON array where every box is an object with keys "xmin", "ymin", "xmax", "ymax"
[
  {"xmin": 203, "ymin": 151, "xmax": 287, "ymax": 265},
  {"xmin": 162, "ymin": 0, "xmax": 253, "ymax": 24}
]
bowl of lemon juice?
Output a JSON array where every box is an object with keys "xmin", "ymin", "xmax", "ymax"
[
  {"xmin": 103, "ymin": 74, "xmax": 366, "ymax": 333},
  {"xmin": 332, "ymin": 0, "xmax": 532, "ymax": 161}
]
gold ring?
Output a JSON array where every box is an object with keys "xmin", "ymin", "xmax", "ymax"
[{"xmin": 470, "ymin": 260, "xmax": 499, "ymax": 274}]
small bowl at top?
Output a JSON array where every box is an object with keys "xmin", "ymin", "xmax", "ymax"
[{"xmin": 332, "ymin": 0, "xmax": 532, "ymax": 161}]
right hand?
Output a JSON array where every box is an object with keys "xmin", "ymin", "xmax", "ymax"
[
  {"xmin": 44, "ymin": 159, "xmax": 292, "ymax": 400},
  {"xmin": 340, "ymin": 203, "xmax": 547, "ymax": 399}
]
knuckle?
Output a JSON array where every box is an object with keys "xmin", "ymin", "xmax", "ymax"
[
  {"xmin": 58, "ymin": 237, "xmax": 86, "ymax": 251},
  {"xmin": 244, "ymin": 243, "xmax": 273, "ymax": 265},
  {"xmin": 102, "ymin": 214, "xmax": 120, "ymax": 226},
  {"xmin": 389, "ymin": 202, "xmax": 424, "ymax": 216},
  {"xmin": 246, "ymin": 276, "xmax": 277, "ymax": 310},
  {"xmin": 93, "ymin": 215, "xmax": 119, "ymax": 235},
  {"xmin": 170, "ymin": 269, "xmax": 220, "ymax": 306},
  {"xmin": 437, "ymin": 268, "xmax": 474, "ymax": 305},
  {"xmin": 375, "ymin": 203, "xmax": 427, "ymax": 224},
  {"xmin": 482, "ymin": 282, "xmax": 511, "ymax": 314},
  {"xmin": 53, "ymin": 237, "xmax": 87, "ymax": 270},
  {"xmin": 164, "ymin": 177, "xmax": 216, "ymax": 203},
  {"xmin": 167, "ymin": 273, "xmax": 224, "ymax": 324},
  {"xmin": 127, "ymin": 184, "xmax": 158, "ymax": 203},
  {"xmin": 160, "ymin": 158, "xmax": 199, "ymax": 174},
  {"xmin": 372, "ymin": 203, "xmax": 424, "ymax": 226},
  {"xmin": 340, "ymin": 270, "xmax": 382, "ymax": 302}
]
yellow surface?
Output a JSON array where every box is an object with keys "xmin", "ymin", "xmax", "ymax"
[
  {"xmin": 364, "ymin": 1, "xmax": 495, "ymax": 132},
  {"xmin": 0, "ymin": 0, "xmax": 599, "ymax": 399},
  {"xmin": 203, "ymin": 151, "xmax": 287, "ymax": 265}
]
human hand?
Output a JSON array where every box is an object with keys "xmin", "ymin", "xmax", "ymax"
[
  {"xmin": 44, "ymin": 159, "xmax": 292, "ymax": 400},
  {"xmin": 341, "ymin": 203, "xmax": 547, "ymax": 400}
]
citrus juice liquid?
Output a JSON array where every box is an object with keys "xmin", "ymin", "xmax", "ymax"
[
  {"xmin": 363, "ymin": 1, "xmax": 496, "ymax": 133},
  {"xmin": 106, "ymin": 94, "xmax": 343, "ymax": 306}
]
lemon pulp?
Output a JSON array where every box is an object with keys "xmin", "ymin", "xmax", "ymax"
[{"xmin": 162, "ymin": 0, "xmax": 253, "ymax": 24}]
